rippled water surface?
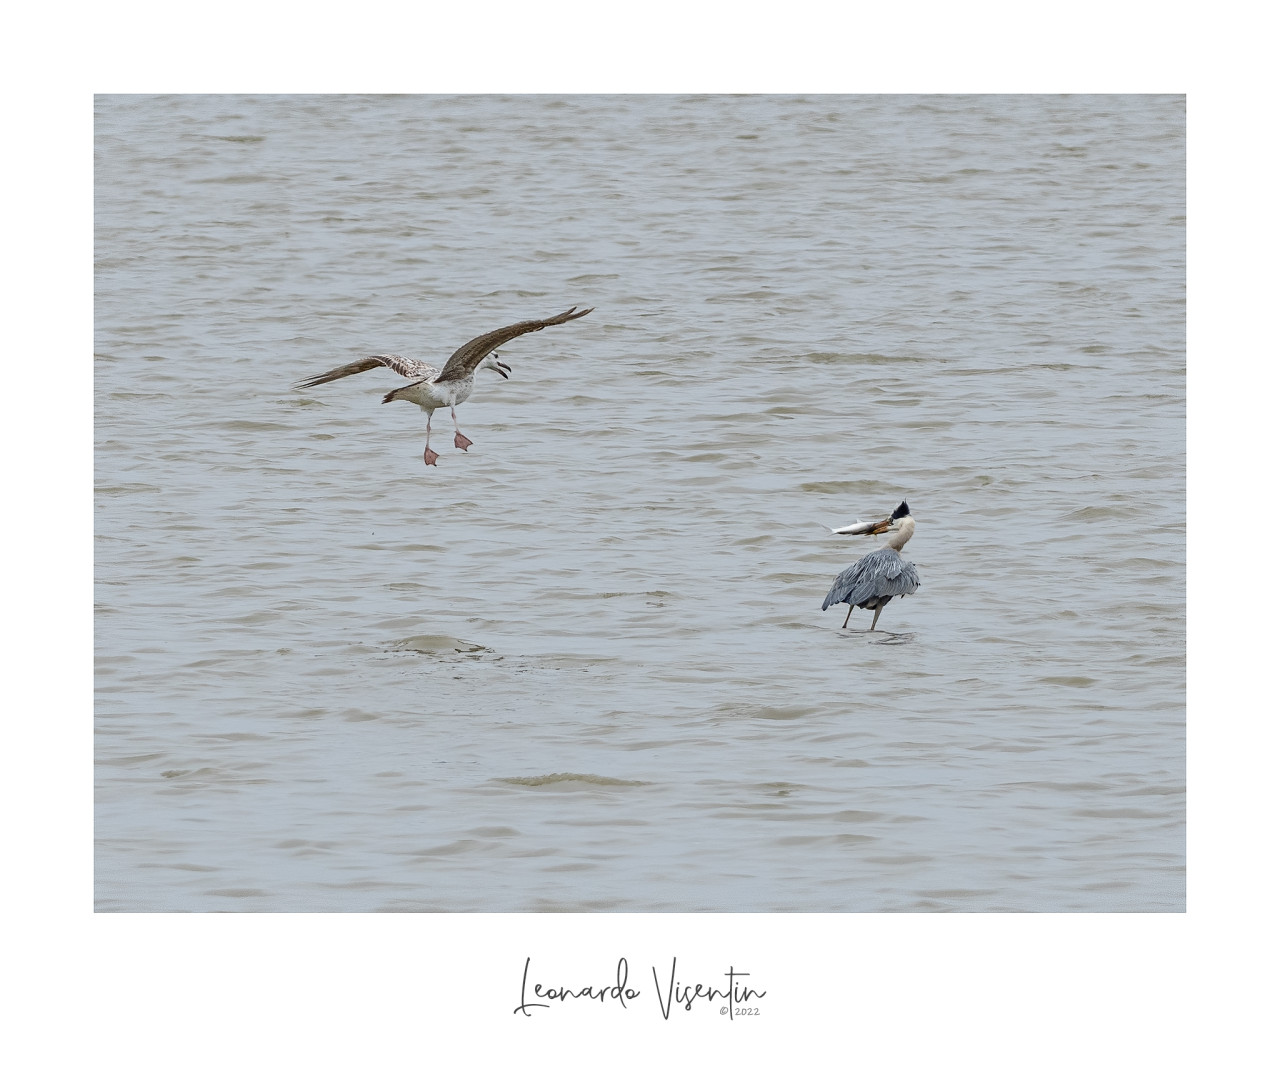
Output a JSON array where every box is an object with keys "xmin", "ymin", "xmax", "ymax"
[{"xmin": 95, "ymin": 95, "xmax": 1185, "ymax": 911}]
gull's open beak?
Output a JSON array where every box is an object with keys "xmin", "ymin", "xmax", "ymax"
[{"xmin": 492, "ymin": 359, "xmax": 511, "ymax": 379}]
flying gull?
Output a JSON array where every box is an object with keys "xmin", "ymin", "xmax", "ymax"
[{"xmin": 295, "ymin": 306, "xmax": 593, "ymax": 465}]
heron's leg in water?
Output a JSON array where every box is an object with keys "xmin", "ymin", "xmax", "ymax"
[
  {"xmin": 870, "ymin": 603, "xmax": 884, "ymax": 631},
  {"xmin": 423, "ymin": 409, "xmax": 440, "ymax": 466},
  {"xmin": 452, "ymin": 406, "xmax": 473, "ymax": 451},
  {"xmin": 842, "ymin": 605, "xmax": 855, "ymax": 629}
]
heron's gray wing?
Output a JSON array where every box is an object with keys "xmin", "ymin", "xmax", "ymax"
[
  {"xmin": 432, "ymin": 307, "xmax": 593, "ymax": 384},
  {"xmin": 294, "ymin": 354, "xmax": 437, "ymax": 389},
  {"xmin": 821, "ymin": 549, "xmax": 919, "ymax": 609},
  {"xmin": 823, "ymin": 559, "xmax": 869, "ymax": 610},
  {"xmin": 878, "ymin": 559, "xmax": 920, "ymax": 597}
]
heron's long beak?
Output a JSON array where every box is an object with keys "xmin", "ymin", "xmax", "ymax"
[
  {"xmin": 491, "ymin": 359, "xmax": 511, "ymax": 379},
  {"xmin": 868, "ymin": 518, "xmax": 892, "ymax": 535}
]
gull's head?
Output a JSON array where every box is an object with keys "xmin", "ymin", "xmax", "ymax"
[{"xmin": 480, "ymin": 352, "xmax": 511, "ymax": 379}]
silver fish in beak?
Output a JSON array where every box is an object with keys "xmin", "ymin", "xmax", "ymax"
[
  {"xmin": 826, "ymin": 518, "xmax": 890, "ymax": 536},
  {"xmin": 825, "ymin": 500, "xmax": 909, "ymax": 537}
]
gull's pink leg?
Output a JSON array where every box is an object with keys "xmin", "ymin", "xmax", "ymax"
[
  {"xmin": 423, "ymin": 410, "xmax": 440, "ymax": 466},
  {"xmin": 452, "ymin": 406, "xmax": 473, "ymax": 451}
]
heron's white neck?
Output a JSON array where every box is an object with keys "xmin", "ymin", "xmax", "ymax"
[{"xmin": 883, "ymin": 516, "xmax": 915, "ymax": 552}]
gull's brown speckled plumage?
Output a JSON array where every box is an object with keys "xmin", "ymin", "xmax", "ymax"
[{"xmin": 295, "ymin": 306, "xmax": 593, "ymax": 466}]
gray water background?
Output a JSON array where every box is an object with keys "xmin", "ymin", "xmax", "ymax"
[{"xmin": 94, "ymin": 95, "xmax": 1185, "ymax": 911}]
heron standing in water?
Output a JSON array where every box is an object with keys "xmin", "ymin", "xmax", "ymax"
[
  {"xmin": 295, "ymin": 306, "xmax": 593, "ymax": 465},
  {"xmin": 821, "ymin": 501, "xmax": 920, "ymax": 631}
]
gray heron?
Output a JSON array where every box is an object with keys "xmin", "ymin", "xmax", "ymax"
[
  {"xmin": 821, "ymin": 501, "xmax": 920, "ymax": 631},
  {"xmin": 295, "ymin": 306, "xmax": 593, "ymax": 465}
]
